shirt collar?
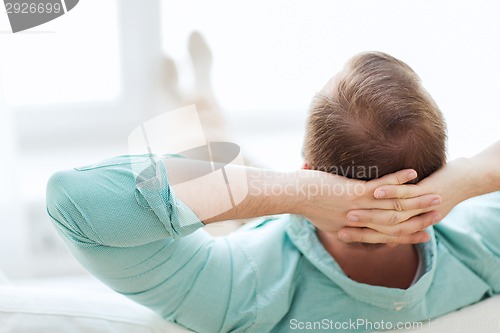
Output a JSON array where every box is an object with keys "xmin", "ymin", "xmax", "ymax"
[{"xmin": 285, "ymin": 215, "xmax": 437, "ymax": 310}]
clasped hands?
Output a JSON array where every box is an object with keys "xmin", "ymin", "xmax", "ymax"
[{"xmin": 297, "ymin": 168, "xmax": 449, "ymax": 245}]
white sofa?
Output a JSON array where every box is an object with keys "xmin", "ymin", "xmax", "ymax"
[
  {"xmin": 1, "ymin": 274, "xmax": 499, "ymax": 333},
  {"xmin": 0, "ymin": 275, "xmax": 193, "ymax": 333}
]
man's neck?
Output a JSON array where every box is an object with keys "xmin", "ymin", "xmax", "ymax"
[{"xmin": 316, "ymin": 229, "xmax": 419, "ymax": 289}]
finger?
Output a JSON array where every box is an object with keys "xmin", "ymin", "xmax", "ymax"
[
  {"xmin": 347, "ymin": 209, "xmax": 413, "ymax": 227},
  {"xmin": 374, "ymin": 184, "xmax": 426, "ymax": 199},
  {"xmin": 347, "ymin": 194, "xmax": 441, "ymax": 227},
  {"xmin": 338, "ymin": 228, "xmax": 431, "ymax": 245},
  {"xmin": 347, "ymin": 211, "xmax": 440, "ymax": 236},
  {"xmin": 354, "ymin": 194, "xmax": 442, "ymax": 213},
  {"xmin": 367, "ymin": 169, "xmax": 417, "ymax": 191}
]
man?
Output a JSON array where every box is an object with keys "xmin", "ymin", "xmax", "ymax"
[
  {"xmin": 303, "ymin": 52, "xmax": 446, "ymax": 290},
  {"xmin": 46, "ymin": 52, "xmax": 500, "ymax": 332}
]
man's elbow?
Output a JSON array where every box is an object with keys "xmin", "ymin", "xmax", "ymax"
[{"xmin": 46, "ymin": 170, "xmax": 97, "ymax": 244}]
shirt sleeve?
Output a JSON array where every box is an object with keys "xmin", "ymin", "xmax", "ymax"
[
  {"xmin": 434, "ymin": 191, "xmax": 500, "ymax": 293},
  {"xmin": 45, "ymin": 155, "xmax": 257, "ymax": 332},
  {"xmin": 46, "ymin": 155, "xmax": 204, "ymax": 246}
]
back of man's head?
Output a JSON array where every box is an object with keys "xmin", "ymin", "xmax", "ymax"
[{"xmin": 303, "ymin": 52, "xmax": 447, "ymax": 182}]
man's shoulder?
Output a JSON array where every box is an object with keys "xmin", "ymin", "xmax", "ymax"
[
  {"xmin": 436, "ymin": 191, "xmax": 500, "ymax": 237},
  {"xmin": 434, "ymin": 191, "xmax": 500, "ymax": 291}
]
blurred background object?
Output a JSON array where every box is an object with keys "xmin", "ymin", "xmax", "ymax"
[{"xmin": 0, "ymin": 0, "xmax": 499, "ymax": 281}]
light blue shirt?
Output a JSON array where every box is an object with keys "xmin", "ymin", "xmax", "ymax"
[{"xmin": 46, "ymin": 155, "xmax": 500, "ymax": 332}]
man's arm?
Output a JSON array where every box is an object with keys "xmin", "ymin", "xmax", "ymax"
[
  {"xmin": 46, "ymin": 156, "xmax": 252, "ymax": 332},
  {"xmin": 164, "ymin": 157, "xmax": 440, "ymax": 243},
  {"xmin": 469, "ymin": 139, "xmax": 500, "ymax": 195}
]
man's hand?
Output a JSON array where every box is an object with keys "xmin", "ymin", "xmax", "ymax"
[{"xmin": 296, "ymin": 169, "xmax": 442, "ymax": 244}]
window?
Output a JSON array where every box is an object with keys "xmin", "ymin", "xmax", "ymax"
[
  {"xmin": 0, "ymin": 0, "xmax": 163, "ymax": 278},
  {"xmin": 0, "ymin": 0, "xmax": 121, "ymax": 106}
]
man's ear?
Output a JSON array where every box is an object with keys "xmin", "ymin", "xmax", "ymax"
[{"xmin": 302, "ymin": 162, "xmax": 311, "ymax": 170}]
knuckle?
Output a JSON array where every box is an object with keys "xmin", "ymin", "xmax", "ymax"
[
  {"xmin": 391, "ymin": 234, "xmax": 400, "ymax": 244},
  {"xmin": 415, "ymin": 219, "xmax": 426, "ymax": 232},
  {"xmin": 391, "ymin": 226, "xmax": 403, "ymax": 237},
  {"xmin": 392, "ymin": 199, "xmax": 404, "ymax": 212},
  {"xmin": 415, "ymin": 198, "xmax": 425, "ymax": 210},
  {"xmin": 388, "ymin": 212, "xmax": 399, "ymax": 225},
  {"xmin": 403, "ymin": 187, "xmax": 411, "ymax": 199}
]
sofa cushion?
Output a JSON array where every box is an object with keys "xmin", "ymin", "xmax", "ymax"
[{"xmin": 0, "ymin": 285, "xmax": 193, "ymax": 333}]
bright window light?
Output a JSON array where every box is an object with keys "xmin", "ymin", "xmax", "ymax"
[{"xmin": 0, "ymin": 0, "xmax": 121, "ymax": 106}]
